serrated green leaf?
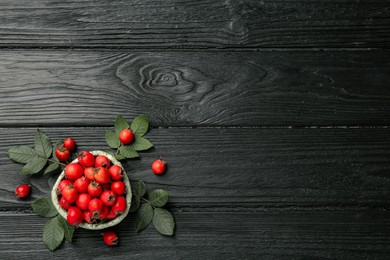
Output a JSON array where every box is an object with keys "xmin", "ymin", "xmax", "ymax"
[
  {"xmin": 44, "ymin": 162, "xmax": 60, "ymax": 175},
  {"xmin": 34, "ymin": 129, "xmax": 52, "ymax": 158},
  {"xmin": 130, "ymin": 114, "xmax": 149, "ymax": 136},
  {"xmin": 119, "ymin": 145, "xmax": 139, "ymax": 159},
  {"xmin": 130, "ymin": 136, "xmax": 153, "ymax": 151},
  {"xmin": 105, "ymin": 130, "xmax": 120, "ymax": 149},
  {"xmin": 115, "ymin": 154, "xmax": 126, "ymax": 161},
  {"xmin": 149, "ymin": 189, "xmax": 169, "ymax": 207},
  {"xmin": 32, "ymin": 196, "xmax": 58, "ymax": 218},
  {"xmin": 133, "ymin": 181, "xmax": 146, "ymax": 197},
  {"xmin": 21, "ymin": 156, "xmax": 47, "ymax": 175},
  {"xmin": 129, "ymin": 196, "xmax": 140, "ymax": 212},
  {"xmin": 115, "ymin": 115, "xmax": 130, "ymax": 135},
  {"xmin": 57, "ymin": 216, "xmax": 75, "ymax": 242},
  {"xmin": 43, "ymin": 216, "xmax": 64, "ymax": 251},
  {"xmin": 152, "ymin": 208, "xmax": 175, "ymax": 236},
  {"xmin": 134, "ymin": 203, "xmax": 153, "ymax": 233},
  {"xmin": 7, "ymin": 146, "xmax": 38, "ymax": 164}
]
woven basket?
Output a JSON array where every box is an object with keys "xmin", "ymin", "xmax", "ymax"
[{"xmin": 51, "ymin": 151, "xmax": 132, "ymax": 230}]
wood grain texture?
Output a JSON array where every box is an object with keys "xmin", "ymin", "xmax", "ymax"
[
  {"xmin": 1, "ymin": 127, "xmax": 390, "ymax": 209},
  {"xmin": 0, "ymin": 209, "xmax": 389, "ymax": 259},
  {"xmin": 0, "ymin": 0, "xmax": 389, "ymax": 48},
  {"xmin": 0, "ymin": 50, "xmax": 389, "ymax": 127}
]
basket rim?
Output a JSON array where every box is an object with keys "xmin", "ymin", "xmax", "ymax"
[{"xmin": 51, "ymin": 150, "xmax": 132, "ymax": 230}]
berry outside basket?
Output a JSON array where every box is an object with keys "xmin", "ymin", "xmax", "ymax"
[{"xmin": 51, "ymin": 151, "xmax": 132, "ymax": 230}]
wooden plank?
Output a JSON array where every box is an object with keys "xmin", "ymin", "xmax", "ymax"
[
  {"xmin": 0, "ymin": 50, "xmax": 389, "ymax": 126},
  {"xmin": 1, "ymin": 127, "xmax": 390, "ymax": 209},
  {"xmin": 0, "ymin": 0, "xmax": 389, "ymax": 48},
  {"xmin": 0, "ymin": 209, "xmax": 389, "ymax": 259}
]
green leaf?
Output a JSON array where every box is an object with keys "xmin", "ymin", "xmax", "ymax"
[
  {"xmin": 152, "ymin": 208, "xmax": 175, "ymax": 236},
  {"xmin": 105, "ymin": 130, "xmax": 120, "ymax": 149},
  {"xmin": 134, "ymin": 203, "xmax": 153, "ymax": 233},
  {"xmin": 129, "ymin": 196, "xmax": 140, "ymax": 212},
  {"xmin": 7, "ymin": 146, "xmax": 38, "ymax": 164},
  {"xmin": 32, "ymin": 196, "xmax": 58, "ymax": 218},
  {"xmin": 57, "ymin": 216, "xmax": 75, "ymax": 242},
  {"xmin": 43, "ymin": 216, "xmax": 64, "ymax": 251},
  {"xmin": 34, "ymin": 129, "xmax": 52, "ymax": 158},
  {"xmin": 52, "ymin": 140, "xmax": 62, "ymax": 161},
  {"xmin": 149, "ymin": 189, "xmax": 169, "ymax": 207},
  {"xmin": 115, "ymin": 154, "xmax": 126, "ymax": 161},
  {"xmin": 119, "ymin": 145, "xmax": 139, "ymax": 159},
  {"xmin": 44, "ymin": 162, "xmax": 60, "ymax": 175},
  {"xmin": 115, "ymin": 115, "xmax": 130, "ymax": 135},
  {"xmin": 130, "ymin": 136, "xmax": 153, "ymax": 151},
  {"xmin": 133, "ymin": 181, "xmax": 146, "ymax": 197},
  {"xmin": 130, "ymin": 114, "xmax": 149, "ymax": 136},
  {"xmin": 20, "ymin": 156, "xmax": 47, "ymax": 175}
]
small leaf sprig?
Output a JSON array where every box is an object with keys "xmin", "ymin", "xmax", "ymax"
[
  {"xmin": 131, "ymin": 181, "xmax": 174, "ymax": 236},
  {"xmin": 105, "ymin": 115, "xmax": 153, "ymax": 161}
]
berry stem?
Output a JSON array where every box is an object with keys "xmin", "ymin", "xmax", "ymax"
[
  {"xmin": 47, "ymin": 158, "xmax": 67, "ymax": 167},
  {"xmin": 115, "ymin": 144, "xmax": 123, "ymax": 156}
]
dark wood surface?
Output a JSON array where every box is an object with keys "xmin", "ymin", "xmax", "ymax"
[{"xmin": 1, "ymin": 0, "xmax": 390, "ymax": 259}]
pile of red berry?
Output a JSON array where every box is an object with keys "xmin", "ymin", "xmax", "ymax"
[{"xmin": 57, "ymin": 151, "xmax": 127, "ymax": 226}]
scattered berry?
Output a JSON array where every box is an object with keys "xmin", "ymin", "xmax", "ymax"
[
  {"xmin": 119, "ymin": 129, "xmax": 134, "ymax": 144},
  {"xmin": 15, "ymin": 184, "xmax": 31, "ymax": 198},
  {"xmin": 65, "ymin": 163, "xmax": 84, "ymax": 180},
  {"xmin": 108, "ymin": 165, "xmax": 123, "ymax": 181},
  {"xmin": 152, "ymin": 159, "xmax": 166, "ymax": 175},
  {"xmin": 103, "ymin": 230, "xmax": 118, "ymax": 246},
  {"xmin": 78, "ymin": 151, "xmax": 95, "ymax": 167},
  {"xmin": 111, "ymin": 181, "xmax": 126, "ymax": 196},
  {"xmin": 67, "ymin": 206, "xmax": 83, "ymax": 226},
  {"xmin": 63, "ymin": 137, "xmax": 76, "ymax": 151},
  {"xmin": 55, "ymin": 145, "xmax": 70, "ymax": 162},
  {"xmin": 95, "ymin": 155, "xmax": 111, "ymax": 168}
]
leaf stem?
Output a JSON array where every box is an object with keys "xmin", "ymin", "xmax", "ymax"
[
  {"xmin": 140, "ymin": 197, "xmax": 155, "ymax": 209},
  {"xmin": 47, "ymin": 158, "xmax": 66, "ymax": 167},
  {"xmin": 115, "ymin": 144, "xmax": 123, "ymax": 156}
]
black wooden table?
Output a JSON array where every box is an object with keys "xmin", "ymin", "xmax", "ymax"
[{"xmin": 1, "ymin": 1, "xmax": 390, "ymax": 259}]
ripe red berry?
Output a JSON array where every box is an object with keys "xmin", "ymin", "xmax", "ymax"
[
  {"xmin": 108, "ymin": 165, "xmax": 123, "ymax": 181},
  {"xmin": 62, "ymin": 184, "xmax": 79, "ymax": 204},
  {"xmin": 65, "ymin": 163, "xmax": 84, "ymax": 180},
  {"xmin": 73, "ymin": 176, "xmax": 89, "ymax": 193},
  {"xmin": 100, "ymin": 190, "xmax": 117, "ymax": 207},
  {"xmin": 111, "ymin": 181, "xmax": 126, "ymax": 195},
  {"xmin": 55, "ymin": 146, "xmax": 70, "ymax": 162},
  {"xmin": 103, "ymin": 230, "xmax": 118, "ymax": 246},
  {"xmin": 94, "ymin": 167, "xmax": 110, "ymax": 184},
  {"xmin": 88, "ymin": 182, "xmax": 102, "ymax": 197},
  {"xmin": 111, "ymin": 196, "xmax": 126, "ymax": 214},
  {"xmin": 78, "ymin": 151, "xmax": 95, "ymax": 167},
  {"xmin": 59, "ymin": 197, "xmax": 71, "ymax": 210},
  {"xmin": 95, "ymin": 155, "xmax": 111, "ymax": 168},
  {"xmin": 84, "ymin": 167, "xmax": 96, "ymax": 181},
  {"xmin": 57, "ymin": 179, "xmax": 72, "ymax": 193},
  {"xmin": 67, "ymin": 206, "xmax": 83, "ymax": 226},
  {"xmin": 101, "ymin": 183, "xmax": 110, "ymax": 190},
  {"xmin": 83, "ymin": 210, "xmax": 95, "ymax": 224},
  {"xmin": 106, "ymin": 209, "xmax": 117, "ymax": 220},
  {"xmin": 89, "ymin": 198, "xmax": 104, "ymax": 217},
  {"xmin": 76, "ymin": 193, "xmax": 92, "ymax": 211},
  {"xmin": 63, "ymin": 137, "xmax": 76, "ymax": 151},
  {"xmin": 119, "ymin": 129, "xmax": 134, "ymax": 144},
  {"xmin": 99, "ymin": 206, "xmax": 109, "ymax": 220},
  {"xmin": 15, "ymin": 184, "xmax": 31, "ymax": 198},
  {"xmin": 152, "ymin": 159, "xmax": 166, "ymax": 175}
]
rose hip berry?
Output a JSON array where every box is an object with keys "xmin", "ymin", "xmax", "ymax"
[
  {"xmin": 63, "ymin": 137, "xmax": 76, "ymax": 151},
  {"xmin": 99, "ymin": 206, "xmax": 109, "ymax": 220},
  {"xmin": 88, "ymin": 181, "xmax": 103, "ymax": 197},
  {"xmin": 15, "ymin": 184, "xmax": 31, "ymax": 198},
  {"xmin": 84, "ymin": 167, "xmax": 96, "ymax": 181},
  {"xmin": 119, "ymin": 129, "xmax": 134, "ymax": 144},
  {"xmin": 67, "ymin": 206, "xmax": 83, "ymax": 226},
  {"xmin": 152, "ymin": 159, "xmax": 166, "ymax": 175},
  {"xmin": 55, "ymin": 145, "xmax": 70, "ymax": 162},
  {"xmin": 62, "ymin": 184, "xmax": 79, "ymax": 204},
  {"xmin": 65, "ymin": 163, "xmax": 84, "ymax": 180},
  {"xmin": 106, "ymin": 209, "xmax": 117, "ymax": 220},
  {"xmin": 103, "ymin": 230, "xmax": 118, "ymax": 246},
  {"xmin": 76, "ymin": 193, "xmax": 92, "ymax": 211},
  {"xmin": 108, "ymin": 165, "xmax": 123, "ymax": 181},
  {"xmin": 94, "ymin": 167, "xmax": 110, "ymax": 184},
  {"xmin": 74, "ymin": 176, "xmax": 89, "ymax": 193},
  {"xmin": 89, "ymin": 198, "xmax": 104, "ymax": 217},
  {"xmin": 111, "ymin": 181, "xmax": 126, "ymax": 195},
  {"xmin": 100, "ymin": 190, "xmax": 117, "ymax": 207},
  {"xmin": 83, "ymin": 210, "xmax": 95, "ymax": 224},
  {"xmin": 78, "ymin": 151, "xmax": 95, "ymax": 167},
  {"xmin": 58, "ymin": 179, "xmax": 72, "ymax": 193},
  {"xmin": 95, "ymin": 155, "xmax": 111, "ymax": 168},
  {"xmin": 111, "ymin": 196, "xmax": 126, "ymax": 214},
  {"xmin": 59, "ymin": 197, "xmax": 71, "ymax": 210}
]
